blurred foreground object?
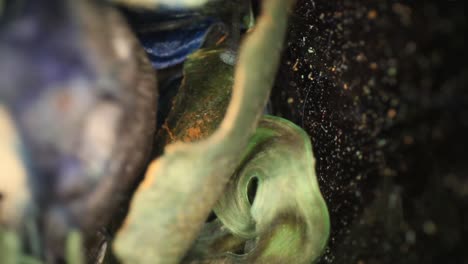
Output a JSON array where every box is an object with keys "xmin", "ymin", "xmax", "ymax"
[
  {"xmin": 0, "ymin": 106, "xmax": 33, "ymax": 232},
  {"xmin": 0, "ymin": 0, "xmax": 157, "ymax": 261}
]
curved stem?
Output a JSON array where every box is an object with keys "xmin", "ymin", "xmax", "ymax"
[{"xmin": 114, "ymin": 0, "xmax": 294, "ymax": 263}]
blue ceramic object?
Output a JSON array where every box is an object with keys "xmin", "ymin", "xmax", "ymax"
[
  {"xmin": 121, "ymin": 3, "xmax": 228, "ymax": 69},
  {"xmin": 139, "ymin": 18, "xmax": 218, "ymax": 69}
]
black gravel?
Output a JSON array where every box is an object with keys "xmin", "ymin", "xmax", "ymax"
[{"xmin": 271, "ymin": 0, "xmax": 468, "ymax": 263}]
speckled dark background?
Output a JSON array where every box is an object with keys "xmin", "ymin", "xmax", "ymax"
[{"xmin": 271, "ymin": 0, "xmax": 468, "ymax": 263}]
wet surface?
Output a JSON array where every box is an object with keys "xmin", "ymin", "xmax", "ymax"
[{"xmin": 271, "ymin": 0, "xmax": 468, "ymax": 263}]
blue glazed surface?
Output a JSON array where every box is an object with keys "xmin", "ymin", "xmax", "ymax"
[
  {"xmin": 138, "ymin": 18, "xmax": 216, "ymax": 69},
  {"xmin": 122, "ymin": 7, "xmax": 220, "ymax": 69}
]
